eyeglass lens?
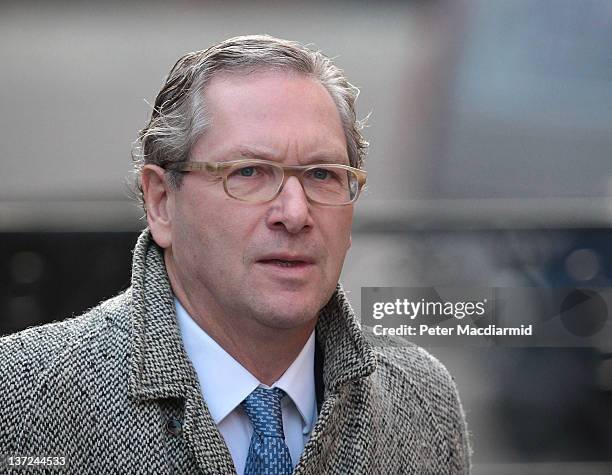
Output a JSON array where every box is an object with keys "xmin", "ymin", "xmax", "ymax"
[{"xmin": 225, "ymin": 162, "xmax": 359, "ymax": 205}]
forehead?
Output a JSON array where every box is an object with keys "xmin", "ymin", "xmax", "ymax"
[{"xmin": 192, "ymin": 70, "xmax": 348, "ymax": 163}]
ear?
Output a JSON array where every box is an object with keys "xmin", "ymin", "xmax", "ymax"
[{"xmin": 141, "ymin": 164, "xmax": 173, "ymax": 248}]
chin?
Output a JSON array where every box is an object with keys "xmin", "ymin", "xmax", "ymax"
[{"xmin": 250, "ymin": 297, "xmax": 322, "ymax": 330}]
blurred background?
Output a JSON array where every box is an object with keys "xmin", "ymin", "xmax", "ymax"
[{"xmin": 1, "ymin": 0, "xmax": 612, "ymax": 473}]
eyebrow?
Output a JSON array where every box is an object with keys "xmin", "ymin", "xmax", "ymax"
[{"xmin": 230, "ymin": 147, "xmax": 349, "ymax": 165}]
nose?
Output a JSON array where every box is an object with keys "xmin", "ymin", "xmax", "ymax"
[{"xmin": 266, "ymin": 176, "xmax": 312, "ymax": 234}]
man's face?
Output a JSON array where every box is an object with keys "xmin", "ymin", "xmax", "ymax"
[{"xmin": 164, "ymin": 71, "xmax": 354, "ymax": 331}]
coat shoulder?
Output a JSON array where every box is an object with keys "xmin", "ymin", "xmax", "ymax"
[
  {"xmin": 375, "ymin": 344, "xmax": 458, "ymax": 397},
  {"xmin": 0, "ymin": 289, "xmax": 131, "ymax": 372}
]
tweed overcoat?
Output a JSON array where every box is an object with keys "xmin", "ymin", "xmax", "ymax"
[{"xmin": 0, "ymin": 230, "xmax": 470, "ymax": 474}]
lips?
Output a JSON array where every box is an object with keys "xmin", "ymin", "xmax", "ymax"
[
  {"xmin": 256, "ymin": 254, "xmax": 316, "ymax": 266},
  {"xmin": 255, "ymin": 254, "xmax": 316, "ymax": 277},
  {"xmin": 260, "ymin": 259, "xmax": 306, "ymax": 267}
]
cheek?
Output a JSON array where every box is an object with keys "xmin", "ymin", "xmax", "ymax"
[
  {"xmin": 172, "ymin": 196, "xmax": 220, "ymax": 260},
  {"xmin": 175, "ymin": 196, "xmax": 259, "ymax": 263},
  {"xmin": 321, "ymin": 211, "xmax": 353, "ymax": 262}
]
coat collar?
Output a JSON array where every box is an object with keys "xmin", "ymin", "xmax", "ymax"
[
  {"xmin": 128, "ymin": 229, "xmax": 378, "ymax": 401},
  {"xmin": 128, "ymin": 229, "xmax": 197, "ymax": 400}
]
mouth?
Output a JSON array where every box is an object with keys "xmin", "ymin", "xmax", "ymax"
[
  {"xmin": 259, "ymin": 259, "xmax": 309, "ymax": 268},
  {"xmin": 257, "ymin": 259, "xmax": 312, "ymax": 268},
  {"xmin": 255, "ymin": 255, "xmax": 316, "ymax": 278}
]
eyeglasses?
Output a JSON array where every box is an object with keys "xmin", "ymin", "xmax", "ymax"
[{"xmin": 165, "ymin": 159, "xmax": 367, "ymax": 206}]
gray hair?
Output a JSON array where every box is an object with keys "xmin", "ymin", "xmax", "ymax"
[{"xmin": 132, "ymin": 34, "xmax": 369, "ymax": 214}]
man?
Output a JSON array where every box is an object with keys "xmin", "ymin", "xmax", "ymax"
[{"xmin": 0, "ymin": 35, "xmax": 470, "ymax": 474}]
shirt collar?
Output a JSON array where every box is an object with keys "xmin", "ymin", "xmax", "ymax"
[
  {"xmin": 271, "ymin": 330, "xmax": 316, "ymax": 434},
  {"xmin": 175, "ymin": 298, "xmax": 316, "ymax": 433}
]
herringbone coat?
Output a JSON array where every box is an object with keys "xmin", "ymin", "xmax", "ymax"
[{"xmin": 0, "ymin": 230, "xmax": 470, "ymax": 474}]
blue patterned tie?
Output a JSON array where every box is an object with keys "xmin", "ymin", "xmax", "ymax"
[{"xmin": 242, "ymin": 387, "xmax": 293, "ymax": 475}]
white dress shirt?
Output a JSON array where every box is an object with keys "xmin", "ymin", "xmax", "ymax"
[{"xmin": 174, "ymin": 299, "xmax": 318, "ymax": 474}]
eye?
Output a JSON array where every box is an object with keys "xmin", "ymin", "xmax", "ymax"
[
  {"xmin": 238, "ymin": 166, "xmax": 257, "ymax": 177},
  {"xmin": 227, "ymin": 163, "xmax": 275, "ymax": 182},
  {"xmin": 312, "ymin": 168, "xmax": 330, "ymax": 180}
]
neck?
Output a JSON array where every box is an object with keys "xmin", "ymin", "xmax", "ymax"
[{"xmin": 165, "ymin": 253, "xmax": 317, "ymax": 386}]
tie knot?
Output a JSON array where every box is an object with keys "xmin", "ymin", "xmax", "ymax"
[{"xmin": 242, "ymin": 387, "xmax": 286, "ymax": 438}]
